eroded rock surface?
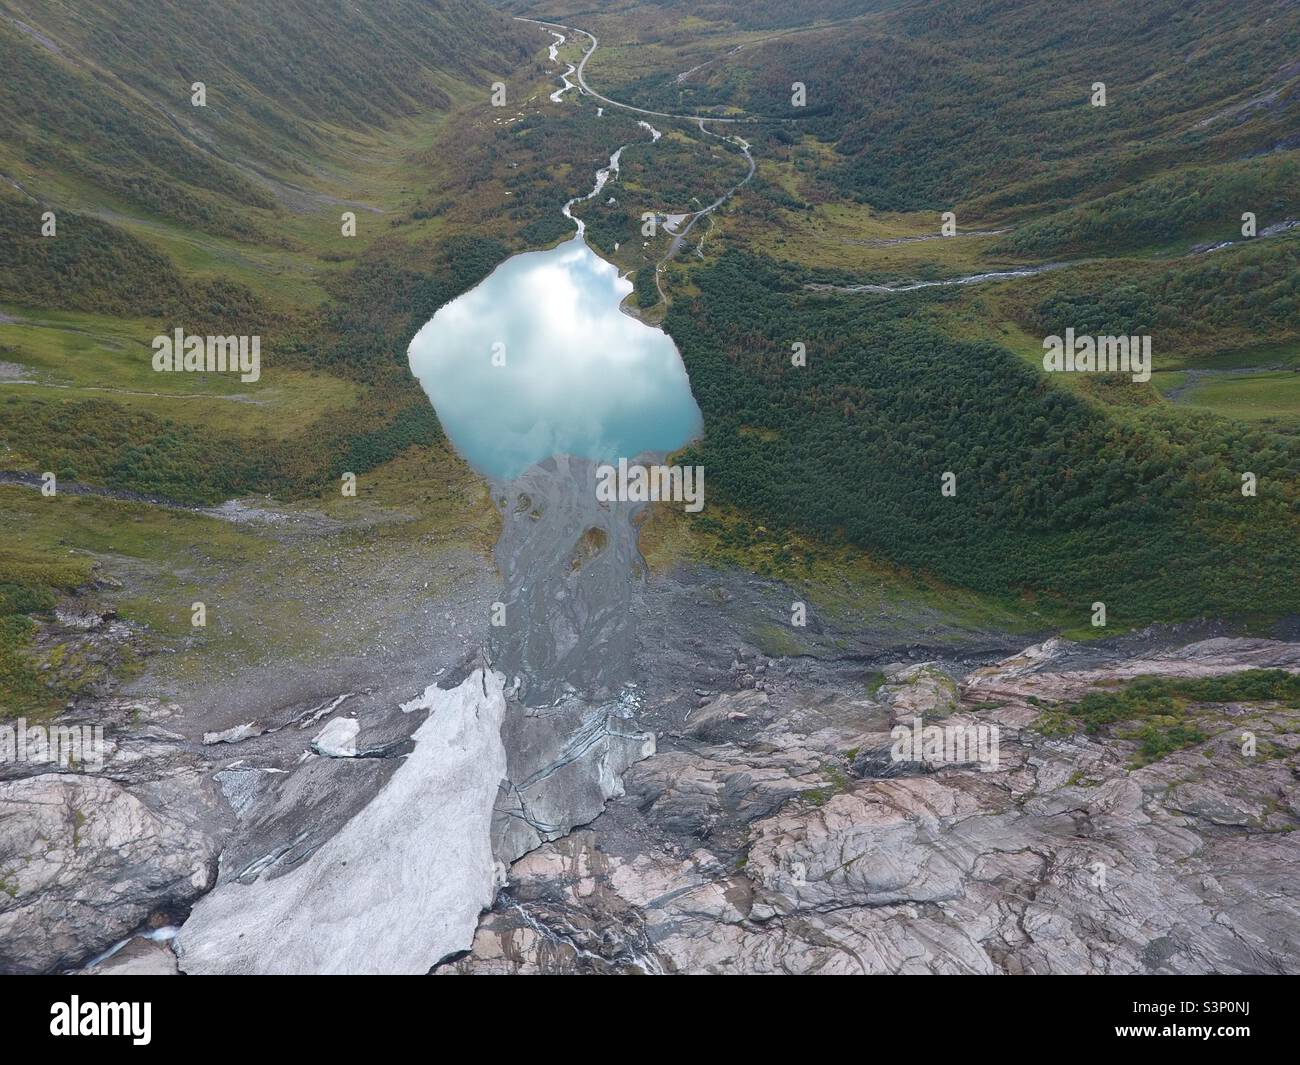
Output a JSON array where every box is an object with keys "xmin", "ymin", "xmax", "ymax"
[
  {"xmin": 493, "ymin": 695, "xmax": 656, "ymax": 861},
  {"xmin": 8, "ymin": 561, "xmax": 1297, "ymax": 978},
  {"xmin": 0, "ymin": 771, "xmax": 217, "ymax": 975},
  {"xmin": 442, "ymin": 637, "xmax": 1300, "ymax": 974}
]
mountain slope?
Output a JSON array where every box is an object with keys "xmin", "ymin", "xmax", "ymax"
[
  {"xmin": 539, "ymin": 0, "xmax": 1300, "ymax": 626},
  {"xmin": 599, "ymin": 0, "xmax": 1300, "ymax": 215},
  {"xmin": 0, "ymin": 0, "xmax": 530, "ymax": 235},
  {"xmin": 0, "ymin": 0, "xmax": 542, "ymax": 715}
]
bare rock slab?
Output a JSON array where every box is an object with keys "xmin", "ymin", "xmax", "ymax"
[{"xmin": 0, "ymin": 773, "xmax": 216, "ymax": 975}]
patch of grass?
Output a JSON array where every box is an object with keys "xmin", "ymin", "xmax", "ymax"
[
  {"xmin": 1132, "ymin": 720, "xmax": 1208, "ymax": 765},
  {"xmin": 0, "ymin": 541, "xmax": 93, "ymax": 717},
  {"xmin": 1168, "ymin": 370, "xmax": 1300, "ymax": 424},
  {"xmin": 734, "ymin": 185, "xmax": 1013, "ymax": 277},
  {"xmin": 1037, "ymin": 669, "xmax": 1300, "ymax": 765},
  {"xmin": 802, "ymin": 764, "xmax": 851, "ymax": 806},
  {"xmin": 638, "ymin": 499, "xmax": 1049, "ymax": 636},
  {"xmin": 752, "ymin": 622, "xmax": 809, "ymax": 658},
  {"xmin": 864, "ymin": 670, "xmax": 886, "ymax": 697},
  {"xmin": 1, "ymin": 434, "xmax": 498, "ymax": 699},
  {"xmin": 0, "ymin": 484, "xmax": 273, "ymax": 695}
]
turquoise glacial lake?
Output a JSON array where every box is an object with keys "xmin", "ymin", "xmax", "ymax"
[{"xmin": 407, "ymin": 235, "xmax": 702, "ymax": 481}]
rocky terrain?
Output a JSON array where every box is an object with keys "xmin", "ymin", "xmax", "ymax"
[
  {"xmin": 3, "ymin": 497, "xmax": 1297, "ymax": 975},
  {"xmin": 2, "ymin": 465, "xmax": 1296, "ymax": 976},
  {"xmin": 444, "ymin": 636, "xmax": 1300, "ymax": 974}
]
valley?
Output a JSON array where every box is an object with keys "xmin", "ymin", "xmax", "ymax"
[{"xmin": 0, "ymin": 0, "xmax": 1298, "ymax": 979}]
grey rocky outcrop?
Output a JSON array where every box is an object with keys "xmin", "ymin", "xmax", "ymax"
[
  {"xmin": 493, "ymin": 696, "xmax": 655, "ymax": 861},
  {"xmin": 442, "ymin": 637, "xmax": 1300, "ymax": 974},
  {"xmin": 0, "ymin": 770, "xmax": 218, "ymax": 975},
  {"xmin": 9, "ymin": 614, "xmax": 1298, "ymax": 975}
]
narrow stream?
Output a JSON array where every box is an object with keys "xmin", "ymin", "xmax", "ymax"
[
  {"xmin": 548, "ymin": 31, "xmax": 576, "ymax": 103},
  {"xmin": 561, "ymin": 121, "xmax": 661, "ymax": 239}
]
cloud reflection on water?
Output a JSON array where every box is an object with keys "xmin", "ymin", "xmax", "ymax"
[{"xmin": 408, "ymin": 235, "xmax": 702, "ymax": 481}]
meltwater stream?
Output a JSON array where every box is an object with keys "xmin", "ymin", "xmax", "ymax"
[{"xmin": 407, "ymin": 85, "xmax": 699, "ymax": 703}]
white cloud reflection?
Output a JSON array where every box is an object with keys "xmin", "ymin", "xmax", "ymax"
[{"xmin": 408, "ymin": 236, "xmax": 702, "ymax": 480}]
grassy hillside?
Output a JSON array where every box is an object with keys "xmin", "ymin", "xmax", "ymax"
[
  {"xmin": 992, "ymin": 157, "xmax": 1300, "ymax": 258},
  {"xmin": 588, "ymin": 0, "xmax": 1300, "ymax": 214},
  {"xmin": 0, "ymin": 0, "xmax": 540, "ymax": 503},
  {"xmin": 0, "ymin": 0, "xmax": 530, "ymax": 233},
  {"xmin": 0, "ymin": 0, "xmax": 553, "ymax": 713},
  {"xmin": 4, "ymin": 0, "xmax": 1299, "ymax": 715},
  {"xmin": 531, "ymin": 0, "xmax": 1300, "ymax": 627}
]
